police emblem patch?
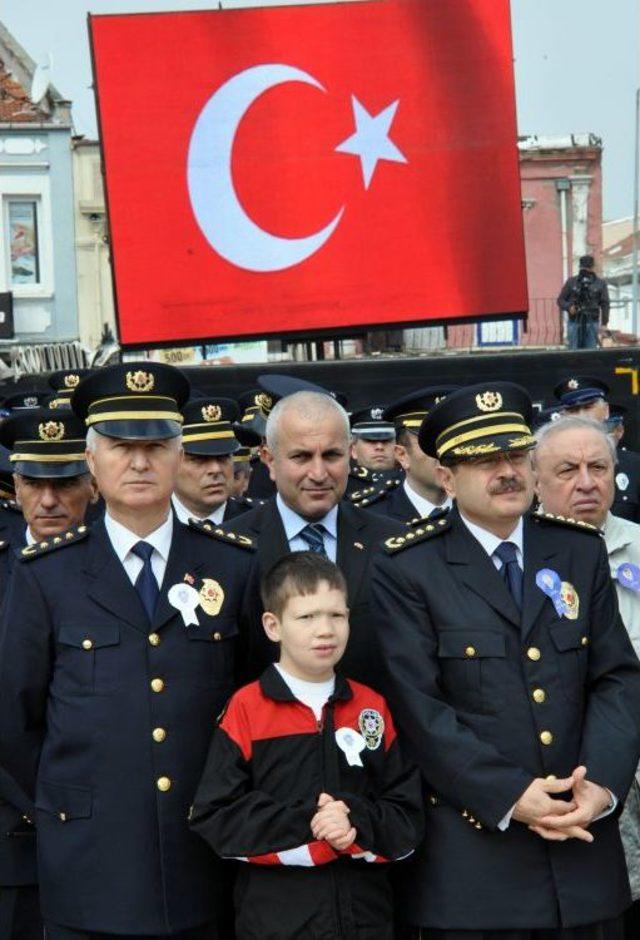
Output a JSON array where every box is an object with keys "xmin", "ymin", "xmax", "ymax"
[
  {"xmin": 358, "ymin": 708, "xmax": 384, "ymax": 750},
  {"xmin": 201, "ymin": 404, "xmax": 222, "ymax": 422},
  {"xmin": 38, "ymin": 421, "xmax": 65, "ymax": 441},
  {"xmin": 126, "ymin": 370, "xmax": 155, "ymax": 393},
  {"xmin": 64, "ymin": 374, "xmax": 80, "ymax": 388},
  {"xmin": 560, "ymin": 582, "xmax": 579, "ymax": 620},
  {"xmin": 475, "ymin": 391, "xmax": 503, "ymax": 413},
  {"xmin": 199, "ymin": 578, "xmax": 225, "ymax": 616},
  {"xmin": 567, "ymin": 379, "xmax": 579, "ymax": 390},
  {"xmin": 255, "ymin": 392, "xmax": 272, "ymax": 412},
  {"xmin": 370, "ymin": 407, "xmax": 384, "ymax": 420}
]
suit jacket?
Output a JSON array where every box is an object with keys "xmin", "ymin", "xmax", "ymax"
[
  {"xmin": 357, "ymin": 482, "xmax": 449, "ymax": 526},
  {"xmin": 0, "ymin": 517, "xmax": 256, "ymax": 933},
  {"xmin": 371, "ymin": 508, "xmax": 640, "ymax": 930},
  {"xmin": 225, "ymin": 498, "xmax": 404, "ymax": 686}
]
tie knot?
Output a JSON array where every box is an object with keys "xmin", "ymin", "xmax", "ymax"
[
  {"xmin": 299, "ymin": 523, "xmax": 327, "ymax": 555},
  {"xmin": 494, "ymin": 541, "xmax": 518, "ymax": 566},
  {"xmin": 131, "ymin": 540, "xmax": 155, "ymax": 563}
]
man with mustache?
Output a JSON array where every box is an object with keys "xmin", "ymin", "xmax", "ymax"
[
  {"xmin": 224, "ymin": 384, "xmax": 403, "ymax": 684},
  {"xmin": 371, "ymin": 382, "xmax": 640, "ymax": 940}
]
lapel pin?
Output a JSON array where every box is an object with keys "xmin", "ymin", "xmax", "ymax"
[{"xmin": 353, "ymin": 541, "xmax": 364, "ymax": 550}]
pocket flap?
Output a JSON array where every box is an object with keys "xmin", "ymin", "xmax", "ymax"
[
  {"xmin": 58, "ymin": 624, "xmax": 120, "ymax": 650},
  {"xmin": 36, "ymin": 780, "xmax": 92, "ymax": 820},
  {"xmin": 186, "ymin": 620, "xmax": 238, "ymax": 643},
  {"xmin": 549, "ymin": 621, "xmax": 587, "ymax": 652},
  {"xmin": 438, "ymin": 631, "xmax": 506, "ymax": 659}
]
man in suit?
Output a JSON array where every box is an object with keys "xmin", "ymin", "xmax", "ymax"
[
  {"xmin": 355, "ymin": 387, "xmax": 456, "ymax": 522},
  {"xmin": 172, "ymin": 396, "xmax": 258, "ymax": 525},
  {"xmin": 0, "ymin": 362, "xmax": 257, "ymax": 939},
  {"xmin": 225, "ymin": 387, "xmax": 403, "ymax": 685},
  {"xmin": 371, "ymin": 381, "xmax": 640, "ymax": 940}
]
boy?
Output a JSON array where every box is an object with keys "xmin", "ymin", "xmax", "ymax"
[{"xmin": 190, "ymin": 552, "xmax": 423, "ymax": 939}]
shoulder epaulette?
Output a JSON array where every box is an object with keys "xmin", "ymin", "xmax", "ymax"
[
  {"xmin": 0, "ymin": 498, "xmax": 21, "ymax": 514},
  {"xmin": 349, "ymin": 485, "xmax": 377, "ymax": 504},
  {"xmin": 234, "ymin": 495, "xmax": 265, "ymax": 508},
  {"xmin": 384, "ymin": 516, "xmax": 451, "ymax": 553},
  {"xmin": 353, "ymin": 486, "xmax": 389, "ymax": 508},
  {"xmin": 350, "ymin": 465, "xmax": 371, "ymax": 481},
  {"xmin": 0, "ymin": 539, "xmax": 9, "ymax": 552},
  {"xmin": 531, "ymin": 509, "xmax": 601, "ymax": 535},
  {"xmin": 19, "ymin": 524, "xmax": 89, "ymax": 561},
  {"xmin": 188, "ymin": 518, "xmax": 256, "ymax": 550},
  {"xmin": 408, "ymin": 507, "xmax": 450, "ymax": 528}
]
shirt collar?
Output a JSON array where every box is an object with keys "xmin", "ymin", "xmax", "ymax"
[
  {"xmin": 276, "ymin": 493, "xmax": 338, "ymax": 542},
  {"xmin": 459, "ymin": 511, "xmax": 524, "ymax": 562},
  {"xmin": 104, "ymin": 510, "xmax": 173, "ymax": 564},
  {"xmin": 171, "ymin": 493, "xmax": 226, "ymax": 526},
  {"xmin": 403, "ymin": 479, "xmax": 451, "ymax": 518}
]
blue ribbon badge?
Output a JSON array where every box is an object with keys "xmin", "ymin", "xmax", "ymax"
[
  {"xmin": 616, "ymin": 563, "xmax": 640, "ymax": 593},
  {"xmin": 536, "ymin": 568, "xmax": 565, "ymax": 617}
]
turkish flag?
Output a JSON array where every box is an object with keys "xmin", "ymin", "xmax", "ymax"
[{"xmin": 90, "ymin": 0, "xmax": 527, "ymax": 347}]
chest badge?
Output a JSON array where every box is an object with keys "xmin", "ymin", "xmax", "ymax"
[
  {"xmin": 199, "ymin": 578, "xmax": 225, "ymax": 616},
  {"xmin": 168, "ymin": 582, "xmax": 200, "ymax": 626},
  {"xmin": 536, "ymin": 569, "xmax": 579, "ymax": 620},
  {"xmin": 616, "ymin": 563, "xmax": 640, "ymax": 593},
  {"xmin": 559, "ymin": 582, "xmax": 579, "ymax": 620},
  {"xmin": 335, "ymin": 727, "xmax": 366, "ymax": 767},
  {"xmin": 616, "ymin": 472, "xmax": 630, "ymax": 492},
  {"xmin": 358, "ymin": 708, "xmax": 384, "ymax": 751}
]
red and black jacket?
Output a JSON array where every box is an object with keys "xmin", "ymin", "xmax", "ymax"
[{"xmin": 190, "ymin": 666, "xmax": 423, "ymax": 938}]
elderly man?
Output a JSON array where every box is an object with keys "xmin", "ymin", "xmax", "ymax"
[
  {"xmin": 0, "ymin": 363, "xmax": 257, "ymax": 939},
  {"xmin": 371, "ymin": 381, "xmax": 640, "ymax": 940},
  {"xmin": 534, "ymin": 414, "xmax": 640, "ymax": 933},
  {"xmin": 172, "ymin": 396, "xmax": 255, "ymax": 524},
  {"xmin": 226, "ymin": 388, "xmax": 403, "ymax": 683}
]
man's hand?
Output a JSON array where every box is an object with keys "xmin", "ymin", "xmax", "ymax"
[
  {"xmin": 512, "ymin": 773, "xmax": 578, "ymax": 835},
  {"xmin": 532, "ymin": 766, "xmax": 611, "ymax": 843},
  {"xmin": 311, "ymin": 792, "xmax": 356, "ymax": 851}
]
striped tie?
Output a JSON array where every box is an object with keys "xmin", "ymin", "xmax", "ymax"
[{"xmin": 299, "ymin": 523, "xmax": 327, "ymax": 557}]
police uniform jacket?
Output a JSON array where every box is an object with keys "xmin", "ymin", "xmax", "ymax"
[
  {"xmin": 370, "ymin": 508, "xmax": 640, "ymax": 930},
  {"xmin": 225, "ymin": 498, "xmax": 404, "ymax": 686},
  {"xmin": 190, "ymin": 665, "xmax": 423, "ymax": 940},
  {"xmin": 612, "ymin": 448, "xmax": 640, "ymax": 523},
  {"xmin": 354, "ymin": 482, "xmax": 448, "ymax": 527},
  {"xmin": 0, "ymin": 517, "xmax": 257, "ymax": 934}
]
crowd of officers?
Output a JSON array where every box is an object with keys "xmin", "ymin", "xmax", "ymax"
[{"xmin": 0, "ymin": 362, "xmax": 638, "ymax": 940}]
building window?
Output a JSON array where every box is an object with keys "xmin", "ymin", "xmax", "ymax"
[{"xmin": 7, "ymin": 199, "xmax": 40, "ymax": 286}]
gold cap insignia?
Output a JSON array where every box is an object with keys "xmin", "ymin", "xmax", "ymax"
[
  {"xmin": 201, "ymin": 404, "xmax": 222, "ymax": 423},
  {"xmin": 126, "ymin": 370, "xmax": 155, "ymax": 393},
  {"xmin": 255, "ymin": 392, "xmax": 272, "ymax": 412},
  {"xmin": 38, "ymin": 421, "xmax": 65, "ymax": 441},
  {"xmin": 567, "ymin": 378, "xmax": 579, "ymax": 390},
  {"xmin": 475, "ymin": 391, "xmax": 503, "ymax": 413},
  {"xmin": 64, "ymin": 374, "xmax": 80, "ymax": 389},
  {"xmin": 199, "ymin": 578, "xmax": 225, "ymax": 616}
]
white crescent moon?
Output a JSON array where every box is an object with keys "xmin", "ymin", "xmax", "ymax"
[{"xmin": 187, "ymin": 64, "xmax": 344, "ymax": 273}]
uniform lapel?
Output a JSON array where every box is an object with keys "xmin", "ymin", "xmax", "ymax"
[
  {"xmin": 336, "ymin": 503, "xmax": 369, "ymax": 604},
  {"xmin": 85, "ymin": 520, "xmax": 150, "ymax": 633},
  {"xmin": 445, "ymin": 512, "xmax": 521, "ymax": 629},
  {"xmin": 521, "ymin": 516, "xmax": 561, "ymax": 641},
  {"xmin": 153, "ymin": 521, "xmax": 205, "ymax": 630}
]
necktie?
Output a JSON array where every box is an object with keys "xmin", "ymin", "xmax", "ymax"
[
  {"xmin": 131, "ymin": 541, "xmax": 159, "ymax": 621},
  {"xmin": 299, "ymin": 523, "xmax": 328, "ymax": 557},
  {"xmin": 493, "ymin": 541, "xmax": 523, "ymax": 611}
]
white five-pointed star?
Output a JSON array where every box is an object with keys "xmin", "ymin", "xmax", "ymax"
[{"xmin": 335, "ymin": 96, "xmax": 407, "ymax": 190}]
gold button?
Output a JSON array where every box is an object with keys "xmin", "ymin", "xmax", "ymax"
[
  {"xmin": 148, "ymin": 633, "xmax": 161, "ymax": 647},
  {"xmin": 429, "ymin": 794, "xmax": 438, "ymax": 806},
  {"xmin": 527, "ymin": 647, "xmax": 541, "ymax": 661},
  {"xmin": 151, "ymin": 678, "xmax": 165, "ymax": 693},
  {"xmin": 581, "ymin": 636, "xmax": 589, "ymax": 647},
  {"xmin": 465, "ymin": 646, "xmax": 476, "ymax": 658},
  {"xmin": 212, "ymin": 632, "xmax": 222, "ymax": 642},
  {"xmin": 82, "ymin": 639, "xmax": 93, "ymax": 651},
  {"xmin": 152, "ymin": 727, "xmax": 167, "ymax": 743},
  {"xmin": 546, "ymin": 774, "xmax": 557, "ymax": 781},
  {"xmin": 532, "ymin": 688, "xmax": 546, "ymax": 704},
  {"xmin": 540, "ymin": 730, "xmax": 553, "ymax": 746},
  {"xmin": 157, "ymin": 776, "xmax": 172, "ymax": 792}
]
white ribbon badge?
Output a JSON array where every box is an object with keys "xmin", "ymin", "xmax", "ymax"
[
  {"xmin": 335, "ymin": 727, "xmax": 366, "ymax": 767},
  {"xmin": 168, "ymin": 583, "xmax": 200, "ymax": 627}
]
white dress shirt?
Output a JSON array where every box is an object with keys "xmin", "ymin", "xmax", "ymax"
[
  {"xmin": 403, "ymin": 480, "xmax": 452, "ymax": 520},
  {"xmin": 171, "ymin": 493, "xmax": 226, "ymax": 526},
  {"xmin": 459, "ymin": 513, "xmax": 524, "ymax": 572},
  {"xmin": 276, "ymin": 494, "xmax": 338, "ymax": 562},
  {"xmin": 104, "ymin": 511, "xmax": 173, "ymax": 588}
]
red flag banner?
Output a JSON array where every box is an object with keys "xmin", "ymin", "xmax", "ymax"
[{"xmin": 90, "ymin": 0, "xmax": 527, "ymax": 347}]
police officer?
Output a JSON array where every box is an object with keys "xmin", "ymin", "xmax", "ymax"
[
  {"xmin": 0, "ymin": 362, "xmax": 257, "ymax": 939},
  {"xmin": 371, "ymin": 382, "xmax": 640, "ymax": 939},
  {"xmin": 47, "ymin": 369, "xmax": 94, "ymax": 409},
  {"xmin": 349, "ymin": 405, "xmax": 397, "ymax": 469},
  {"xmin": 353, "ymin": 387, "xmax": 455, "ymax": 521},
  {"xmin": 173, "ymin": 397, "xmax": 256, "ymax": 525},
  {"xmin": 233, "ymin": 389, "xmax": 275, "ymax": 500},
  {"xmin": 230, "ymin": 447, "xmax": 253, "ymax": 498},
  {"xmin": 554, "ymin": 376, "xmax": 640, "ymax": 523}
]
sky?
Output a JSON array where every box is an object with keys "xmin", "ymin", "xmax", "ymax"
[{"xmin": 2, "ymin": 0, "xmax": 637, "ymax": 221}]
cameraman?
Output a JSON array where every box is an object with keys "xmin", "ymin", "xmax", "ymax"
[{"xmin": 557, "ymin": 254, "xmax": 610, "ymax": 349}]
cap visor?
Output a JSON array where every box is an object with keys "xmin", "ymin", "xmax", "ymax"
[
  {"xmin": 14, "ymin": 460, "xmax": 89, "ymax": 479},
  {"xmin": 183, "ymin": 439, "xmax": 240, "ymax": 457},
  {"xmin": 91, "ymin": 419, "xmax": 182, "ymax": 440}
]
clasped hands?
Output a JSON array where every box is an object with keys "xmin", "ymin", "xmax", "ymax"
[
  {"xmin": 513, "ymin": 765, "xmax": 611, "ymax": 843},
  {"xmin": 310, "ymin": 791, "xmax": 356, "ymax": 851}
]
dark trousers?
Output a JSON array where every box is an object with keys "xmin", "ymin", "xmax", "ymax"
[
  {"xmin": 45, "ymin": 923, "xmax": 217, "ymax": 940},
  {"xmin": 409, "ymin": 916, "xmax": 625, "ymax": 940},
  {"xmin": 0, "ymin": 886, "xmax": 42, "ymax": 940}
]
